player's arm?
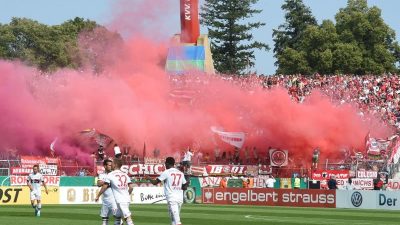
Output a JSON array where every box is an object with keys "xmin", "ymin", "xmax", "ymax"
[
  {"xmin": 27, "ymin": 177, "xmax": 33, "ymax": 191},
  {"xmin": 95, "ymin": 183, "xmax": 109, "ymax": 202},
  {"xmin": 182, "ymin": 175, "xmax": 190, "ymax": 190},
  {"xmin": 146, "ymin": 176, "xmax": 161, "ymax": 185},
  {"xmin": 42, "ymin": 180, "xmax": 49, "ymax": 194},
  {"xmin": 128, "ymin": 183, "xmax": 134, "ymax": 195},
  {"xmin": 97, "ymin": 178, "xmax": 104, "ymax": 187}
]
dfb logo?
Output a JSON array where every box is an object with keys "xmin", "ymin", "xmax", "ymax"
[
  {"xmin": 203, "ymin": 188, "xmax": 214, "ymax": 204},
  {"xmin": 351, "ymin": 191, "xmax": 363, "ymax": 207}
]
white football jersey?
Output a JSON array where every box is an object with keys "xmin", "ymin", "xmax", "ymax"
[
  {"xmin": 27, "ymin": 173, "xmax": 44, "ymax": 192},
  {"xmin": 98, "ymin": 172, "xmax": 113, "ymax": 203},
  {"xmin": 183, "ymin": 151, "xmax": 193, "ymax": 161},
  {"xmin": 105, "ymin": 170, "xmax": 132, "ymax": 203},
  {"xmin": 158, "ymin": 168, "xmax": 186, "ymax": 203}
]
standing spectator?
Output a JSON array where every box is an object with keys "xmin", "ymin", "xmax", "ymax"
[
  {"xmin": 114, "ymin": 144, "xmax": 122, "ymax": 158},
  {"xmin": 373, "ymin": 177, "xmax": 384, "ymax": 190},
  {"xmin": 328, "ymin": 175, "xmax": 338, "ymax": 190},
  {"xmin": 252, "ymin": 147, "xmax": 259, "ymax": 163},
  {"xmin": 182, "ymin": 148, "xmax": 194, "ymax": 174},
  {"xmin": 345, "ymin": 178, "xmax": 355, "ymax": 190},
  {"xmin": 219, "ymin": 177, "xmax": 227, "ymax": 188},
  {"xmin": 214, "ymin": 147, "xmax": 221, "ymax": 162},
  {"xmin": 312, "ymin": 148, "xmax": 320, "ymax": 169},
  {"xmin": 294, "ymin": 174, "xmax": 301, "ymax": 189},
  {"xmin": 265, "ymin": 175, "xmax": 276, "ymax": 188}
]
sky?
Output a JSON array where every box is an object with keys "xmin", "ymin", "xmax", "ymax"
[{"xmin": 0, "ymin": 0, "xmax": 399, "ymax": 75}]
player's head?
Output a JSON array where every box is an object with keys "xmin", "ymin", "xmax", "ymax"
[
  {"xmin": 112, "ymin": 158, "xmax": 123, "ymax": 170},
  {"xmin": 33, "ymin": 165, "xmax": 39, "ymax": 174},
  {"xmin": 165, "ymin": 157, "xmax": 175, "ymax": 169},
  {"xmin": 103, "ymin": 159, "xmax": 113, "ymax": 172}
]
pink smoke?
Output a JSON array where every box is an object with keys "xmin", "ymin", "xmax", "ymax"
[{"xmin": 0, "ymin": 0, "xmax": 392, "ymax": 164}]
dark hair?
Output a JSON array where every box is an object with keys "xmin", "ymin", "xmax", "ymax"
[
  {"xmin": 103, "ymin": 159, "xmax": 112, "ymax": 166},
  {"xmin": 33, "ymin": 165, "xmax": 39, "ymax": 169},
  {"xmin": 113, "ymin": 158, "xmax": 123, "ymax": 168},
  {"xmin": 165, "ymin": 157, "xmax": 175, "ymax": 166}
]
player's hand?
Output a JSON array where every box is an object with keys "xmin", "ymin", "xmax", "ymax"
[
  {"xmin": 45, "ymin": 190, "xmax": 49, "ymax": 195},
  {"xmin": 95, "ymin": 196, "xmax": 99, "ymax": 202}
]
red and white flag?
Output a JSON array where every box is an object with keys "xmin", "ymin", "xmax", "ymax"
[{"xmin": 211, "ymin": 127, "xmax": 245, "ymax": 148}]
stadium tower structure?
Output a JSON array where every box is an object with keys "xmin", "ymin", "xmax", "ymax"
[{"xmin": 165, "ymin": 0, "xmax": 215, "ymax": 75}]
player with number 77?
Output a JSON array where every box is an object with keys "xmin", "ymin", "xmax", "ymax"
[{"xmin": 146, "ymin": 157, "xmax": 190, "ymax": 225}]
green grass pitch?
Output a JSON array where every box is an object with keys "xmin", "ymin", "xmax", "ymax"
[{"xmin": 1, "ymin": 204, "xmax": 400, "ymax": 225}]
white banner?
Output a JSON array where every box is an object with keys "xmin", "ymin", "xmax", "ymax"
[
  {"xmin": 357, "ymin": 170, "xmax": 377, "ymax": 178},
  {"xmin": 336, "ymin": 178, "xmax": 373, "ymax": 190},
  {"xmin": 336, "ymin": 190, "xmax": 400, "ymax": 210},
  {"xmin": 40, "ymin": 165, "xmax": 58, "ymax": 176},
  {"xmin": 269, "ymin": 149, "xmax": 288, "ymax": 167},
  {"xmin": 11, "ymin": 175, "xmax": 60, "ymax": 186},
  {"xmin": 387, "ymin": 179, "xmax": 400, "ymax": 190},
  {"xmin": 131, "ymin": 187, "xmax": 166, "ymax": 204},
  {"xmin": 211, "ymin": 127, "xmax": 245, "ymax": 148},
  {"xmin": 60, "ymin": 187, "xmax": 101, "ymax": 204},
  {"xmin": 199, "ymin": 177, "xmax": 223, "ymax": 188},
  {"xmin": 59, "ymin": 187, "xmax": 166, "ymax": 204}
]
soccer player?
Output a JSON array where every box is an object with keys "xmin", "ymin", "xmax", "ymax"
[
  {"xmin": 97, "ymin": 159, "xmax": 120, "ymax": 225},
  {"xmin": 96, "ymin": 158, "xmax": 134, "ymax": 225},
  {"xmin": 27, "ymin": 165, "xmax": 48, "ymax": 217},
  {"xmin": 147, "ymin": 157, "xmax": 189, "ymax": 225}
]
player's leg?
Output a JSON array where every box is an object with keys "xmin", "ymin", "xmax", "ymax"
[
  {"xmin": 118, "ymin": 203, "xmax": 134, "ymax": 225},
  {"xmin": 111, "ymin": 202, "xmax": 123, "ymax": 225},
  {"xmin": 169, "ymin": 201, "xmax": 182, "ymax": 225},
  {"xmin": 36, "ymin": 198, "xmax": 42, "ymax": 217},
  {"xmin": 100, "ymin": 203, "xmax": 110, "ymax": 225},
  {"xmin": 167, "ymin": 202, "xmax": 175, "ymax": 225},
  {"xmin": 30, "ymin": 198, "xmax": 37, "ymax": 216}
]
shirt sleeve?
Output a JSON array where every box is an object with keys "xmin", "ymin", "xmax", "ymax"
[
  {"xmin": 181, "ymin": 173, "xmax": 187, "ymax": 184},
  {"xmin": 157, "ymin": 171, "xmax": 168, "ymax": 182}
]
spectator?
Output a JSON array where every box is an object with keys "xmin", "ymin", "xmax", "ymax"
[
  {"xmin": 328, "ymin": 175, "xmax": 338, "ymax": 190},
  {"xmin": 265, "ymin": 175, "xmax": 276, "ymax": 188},
  {"xmin": 294, "ymin": 174, "xmax": 301, "ymax": 189},
  {"xmin": 373, "ymin": 177, "xmax": 384, "ymax": 190},
  {"xmin": 345, "ymin": 177, "xmax": 355, "ymax": 190},
  {"xmin": 219, "ymin": 177, "xmax": 227, "ymax": 188}
]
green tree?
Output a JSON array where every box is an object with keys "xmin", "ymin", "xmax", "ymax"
[
  {"xmin": 273, "ymin": 0, "xmax": 317, "ymax": 64},
  {"xmin": 277, "ymin": 48, "xmax": 311, "ymax": 74},
  {"xmin": 334, "ymin": 0, "xmax": 399, "ymax": 74},
  {"xmin": 201, "ymin": 0, "xmax": 269, "ymax": 75},
  {"xmin": 0, "ymin": 17, "xmax": 122, "ymax": 72}
]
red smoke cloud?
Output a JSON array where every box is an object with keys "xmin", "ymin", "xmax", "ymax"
[{"xmin": 0, "ymin": 0, "xmax": 392, "ymax": 164}]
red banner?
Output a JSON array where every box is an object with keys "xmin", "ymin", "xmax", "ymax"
[
  {"xmin": 20, "ymin": 156, "xmax": 60, "ymax": 168},
  {"xmin": 10, "ymin": 175, "xmax": 60, "ymax": 186},
  {"xmin": 205, "ymin": 165, "xmax": 250, "ymax": 176},
  {"xmin": 11, "ymin": 167, "xmax": 33, "ymax": 175},
  {"xmin": 311, "ymin": 170, "xmax": 350, "ymax": 180},
  {"xmin": 202, "ymin": 188, "xmax": 335, "ymax": 208},
  {"xmin": 120, "ymin": 164, "xmax": 165, "ymax": 176}
]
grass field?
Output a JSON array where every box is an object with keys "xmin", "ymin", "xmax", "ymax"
[{"xmin": 1, "ymin": 204, "xmax": 400, "ymax": 225}]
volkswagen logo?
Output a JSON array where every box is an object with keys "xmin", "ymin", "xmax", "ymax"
[{"xmin": 351, "ymin": 191, "xmax": 363, "ymax": 207}]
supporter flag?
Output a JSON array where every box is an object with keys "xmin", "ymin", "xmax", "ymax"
[
  {"xmin": 50, "ymin": 138, "xmax": 58, "ymax": 156},
  {"xmin": 191, "ymin": 166, "xmax": 207, "ymax": 176},
  {"xmin": 269, "ymin": 149, "xmax": 288, "ymax": 167},
  {"xmin": 210, "ymin": 126, "xmax": 245, "ymax": 148},
  {"xmin": 143, "ymin": 142, "xmax": 147, "ymax": 158},
  {"xmin": 80, "ymin": 128, "xmax": 114, "ymax": 148}
]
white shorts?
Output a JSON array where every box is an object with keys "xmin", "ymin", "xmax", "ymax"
[
  {"xmin": 100, "ymin": 200, "xmax": 118, "ymax": 217},
  {"xmin": 168, "ymin": 201, "xmax": 183, "ymax": 225},
  {"xmin": 30, "ymin": 190, "xmax": 41, "ymax": 201},
  {"xmin": 116, "ymin": 202, "xmax": 131, "ymax": 218}
]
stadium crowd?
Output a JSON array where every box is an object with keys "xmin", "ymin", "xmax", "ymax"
[{"xmin": 226, "ymin": 74, "xmax": 400, "ymax": 131}]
